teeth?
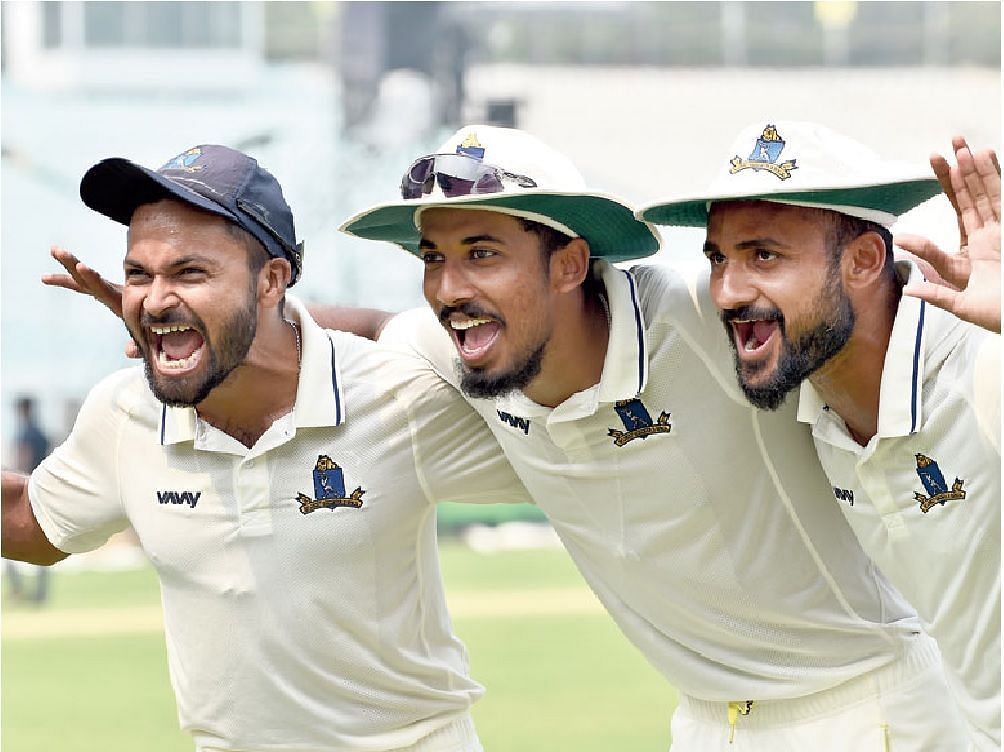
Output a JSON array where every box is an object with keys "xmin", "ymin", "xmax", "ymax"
[
  {"xmin": 150, "ymin": 325, "xmax": 193, "ymax": 335},
  {"xmin": 745, "ymin": 334, "xmax": 759, "ymax": 351},
  {"xmin": 157, "ymin": 349, "xmax": 198, "ymax": 370},
  {"xmin": 450, "ymin": 318, "xmax": 493, "ymax": 331}
]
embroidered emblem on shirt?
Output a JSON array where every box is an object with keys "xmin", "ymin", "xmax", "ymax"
[
  {"xmin": 497, "ymin": 410, "xmax": 531, "ymax": 435},
  {"xmin": 729, "ymin": 124, "xmax": 797, "ymax": 180},
  {"xmin": 832, "ymin": 487, "xmax": 854, "ymax": 506},
  {"xmin": 160, "ymin": 147, "xmax": 205, "ymax": 173},
  {"xmin": 607, "ymin": 398, "xmax": 672, "ymax": 446},
  {"xmin": 157, "ymin": 490, "xmax": 201, "ymax": 508},
  {"xmin": 297, "ymin": 455, "xmax": 365, "ymax": 514},
  {"xmin": 913, "ymin": 453, "xmax": 966, "ymax": 513}
]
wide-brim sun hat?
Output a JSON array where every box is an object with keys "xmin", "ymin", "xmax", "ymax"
[
  {"xmin": 637, "ymin": 120, "xmax": 943, "ymax": 228},
  {"xmin": 338, "ymin": 125, "xmax": 661, "ymax": 262}
]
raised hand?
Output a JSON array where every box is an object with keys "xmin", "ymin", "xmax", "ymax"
[
  {"xmin": 897, "ymin": 138, "xmax": 1000, "ymax": 333},
  {"xmin": 43, "ymin": 246, "xmax": 124, "ymax": 318},
  {"xmin": 43, "ymin": 246, "xmax": 140, "ymax": 357}
]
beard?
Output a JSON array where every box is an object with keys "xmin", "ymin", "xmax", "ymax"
[
  {"xmin": 133, "ymin": 287, "xmax": 258, "ymax": 407},
  {"xmin": 458, "ymin": 342, "xmax": 546, "ymax": 399},
  {"xmin": 438, "ymin": 301, "xmax": 549, "ymax": 400},
  {"xmin": 723, "ymin": 270, "xmax": 855, "ymax": 411}
]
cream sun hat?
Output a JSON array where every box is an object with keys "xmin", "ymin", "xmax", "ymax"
[
  {"xmin": 638, "ymin": 121, "xmax": 942, "ymax": 227},
  {"xmin": 339, "ymin": 125, "xmax": 660, "ymax": 262}
]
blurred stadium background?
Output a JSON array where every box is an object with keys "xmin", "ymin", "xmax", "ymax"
[{"xmin": 1, "ymin": 2, "xmax": 1000, "ymax": 749}]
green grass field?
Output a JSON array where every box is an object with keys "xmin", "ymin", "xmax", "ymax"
[{"xmin": 2, "ymin": 543, "xmax": 676, "ymax": 751}]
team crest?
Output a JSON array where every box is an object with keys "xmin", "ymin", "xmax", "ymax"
[
  {"xmin": 913, "ymin": 453, "xmax": 966, "ymax": 513},
  {"xmin": 456, "ymin": 133, "xmax": 486, "ymax": 160},
  {"xmin": 729, "ymin": 124, "xmax": 797, "ymax": 180},
  {"xmin": 297, "ymin": 455, "xmax": 365, "ymax": 514},
  {"xmin": 607, "ymin": 398, "xmax": 672, "ymax": 446},
  {"xmin": 160, "ymin": 147, "xmax": 205, "ymax": 173}
]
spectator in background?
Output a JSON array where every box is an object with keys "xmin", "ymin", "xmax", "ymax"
[{"xmin": 5, "ymin": 396, "xmax": 51, "ymax": 604}]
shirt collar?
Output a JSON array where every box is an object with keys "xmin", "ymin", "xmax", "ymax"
[
  {"xmin": 796, "ymin": 261, "xmax": 929, "ymax": 437},
  {"xmin": 595, "ymin": 259, "xmax": 649, "ymax": 403},
  {"xmin": 159, "ymin": 294, "xmax": 345, "ymax": 446}
]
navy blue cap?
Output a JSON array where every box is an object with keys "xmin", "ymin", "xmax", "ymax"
[{"xmin": 80, "ymin": 145, "xmax": 304, "ymax": 285}]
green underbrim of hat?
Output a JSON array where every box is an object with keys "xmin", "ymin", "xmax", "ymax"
[
  {"xmin": 639, "ymin": 178, "xmax": 944, "ymax": 226},
  {"xmin": 340, "ymin": 193, "xmax": 660, "ymax": 262}
]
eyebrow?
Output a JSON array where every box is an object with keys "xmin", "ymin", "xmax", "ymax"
[
  {"xmin": 123, "ymin": 254, "xmax": 213, "ymax": 270},
  {"xmin": 703, "ymin": 237, "xmax": 789, "ymax": 256},
  {"xmin": 418, "ymin": 234, "xmax": 506, "ymax": 251}
]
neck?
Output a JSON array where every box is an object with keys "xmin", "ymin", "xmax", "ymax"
[
  {"xmin": 195, "ymin": 313, "xmax": 300, "ymax": 448},
  {"xmin": 808, "ymin": 279, "xmax": 899, "ymax": 446},
  {"xmin": 524, "ymin": 285, "xmax": 609, "ymax": 408}
]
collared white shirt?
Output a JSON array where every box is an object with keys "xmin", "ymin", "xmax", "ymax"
[
  {"xmin": 797, "ymin": 262, "xmax": 1001, "ymax": 750},
  {"xmin": 381, "ymin": 261, "xmax": 924, "ymax": 702},
  {"xmin": 29, "ymin": 296, "xmax": 530, "ymax": 751}
]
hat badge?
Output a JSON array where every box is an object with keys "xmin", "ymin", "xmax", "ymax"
[{"xmin": 729, "ymin": 124, "xmax": 797, "ymax": 181}]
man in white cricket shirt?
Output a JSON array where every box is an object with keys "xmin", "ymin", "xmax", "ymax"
[
  {"xmin": 334, "ymin": 125, "xmax": 972, "ymax": 749},
  {"xmin": 1, "ymin": 145, "xmax": 532, "ymax": 752},
  {"xmin": 639, "ymin": 122, "xmax": 1001, "ymax": 750}
]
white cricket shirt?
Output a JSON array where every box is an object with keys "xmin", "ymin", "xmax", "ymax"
[
  {"xmin": 797, "ymin": 262, "xmax": 1001, "ymax": 750},
  {"xmin": 29, "ymin": 297, "xmax": 530, "ymax": 752},
  {"xmin": 381, "ymin": 260, "xmax": 926, "ymax": 702}
]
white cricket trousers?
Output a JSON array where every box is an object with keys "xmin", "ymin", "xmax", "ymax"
[{"xmin": 669, "ymin": 635, "xmax": 972, "ymax": 751}]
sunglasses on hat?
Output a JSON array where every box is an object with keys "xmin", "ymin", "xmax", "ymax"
[{"xmin": 400, "ymin": 153, "xmax": 537, "ymax": 199}]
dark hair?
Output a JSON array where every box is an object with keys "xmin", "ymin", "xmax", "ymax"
[
  {"xmin": 517, "ymin": 217, "xmax": 575, "ymax": 263},
  {"xmin": 824, "ymin": 211, "xmax": 895, "ymax": 278},
  {"xmin": 516, "ymin": 216, "xmax": 605, "ymax": 302},
  {"xmin": 225, "ymin": 221, "xmax": 285, "ymax": 315}
]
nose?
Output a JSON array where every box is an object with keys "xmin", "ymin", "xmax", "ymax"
[
  {"xmin": 143, "ymin": 275, "xmax": 180, "ymax": 318},
  {"xmin": 713, "ymin": 262, "xmax": 757, "ymax": 313},
  {"xmin": 429, "ymin": 260, "xmax": 475, "ymax": 307}
]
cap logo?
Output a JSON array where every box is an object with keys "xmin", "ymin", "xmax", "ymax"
[
  {"xmin": 160, "ymin": 147, "xmax": 205, "ymax": 174},
  {"xmin": 456, "ymin": 133, "xmax": 486, "ymax": 160},
  {"xmin": 729, "ymin": 124, "xmax": 797, "ymax": 180}
]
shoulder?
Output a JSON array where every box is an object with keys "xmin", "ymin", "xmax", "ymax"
[{"xmin": 78, "ymin": 367, "xmax": 160, "ymax": 430}]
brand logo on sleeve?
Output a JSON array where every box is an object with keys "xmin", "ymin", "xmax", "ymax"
[
  {"xmin": 607, "ymin": 398, "xmax": 672, "ymax": 446},
  {"xmin": 913, "ymin": 453, "xmax": 966, "ymax": 513},
  {"xmin": 832, "ymin": 487, "xmax": 855, "ymax": 506},
  {"xmin": 297, "ymin": 455, "xmax": 365, "ymax": 514},
  {"xmin": 497, "ymin": 410, "xmax": 531, "ymax": 435},
  {"xmin": 157, "ymin": 490, "xmax": 201, "ymax": 508}
]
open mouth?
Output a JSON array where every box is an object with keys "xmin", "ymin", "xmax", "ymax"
[
  {"xmin": 731, "ymin": 318, "xmax": 779, "ymax": 358},
  {"xmin": 149, "ymin": 324, "xmax": 206, "ymax": 374},
  {"xmin": 448, "ymin": 316, "xmax": 502, "ymax": 364}
]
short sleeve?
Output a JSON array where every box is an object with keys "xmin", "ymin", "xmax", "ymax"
[
  {"xmin": 390, "ymin": 354, "xmax": 532, "ymax": 506},
  {"xmin": 378, "ymin": 307, "xmax": 461, "ymax": 389},
  {"xmin": 973, "ymin": 333, "xmax": 1001, "ymax": 455},
  {"xmin": 28, "ymin": 370, "xmax": 136, "ymax": 553}
]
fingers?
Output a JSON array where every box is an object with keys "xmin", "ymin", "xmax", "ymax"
[
  {"xmin": 931, "ymin": 152, "xmax": 965, "ymax": 244},
  {"xmin": 971, "ymin": 148, "xmax": 1001, "ymax": 223},
  {"xmin": 40, "ymin": 274, "xmax": 86, "ymax": 293},
  {"xmin": 894, "ymin": 234, "xmax": 966, "ymax": 290},
  {"xmin": 902, "ymin": 281, "xmax": 965, "ymax": 320}
]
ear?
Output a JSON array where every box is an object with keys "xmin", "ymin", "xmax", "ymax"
[
  {"xmin": 258, "ymin": 258, "xmax": 292, "ymax": 311},
  {"xmin": 841, "ymin": 231, "xmax": 887, "ymax": 291},
  {"xmin": 549, "ymin": 238, "xmax": 592, "ymax": 294}
]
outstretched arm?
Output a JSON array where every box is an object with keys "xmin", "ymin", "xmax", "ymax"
[
  {"xmin": 897, "ymin": 137, "xmax": 1000, "ymax": 333},
  {"xmin": 307, "ymin": 305, "xmax": 397, "ymax": 341},
  {"xmin": 43, "ymin": 245, "xmax": 395, "ymax": 342},
  {"xmin": 1, "ymin": 472, "xmax": 68, "ymax": 566}
]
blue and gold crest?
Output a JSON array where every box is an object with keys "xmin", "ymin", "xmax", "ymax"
[
  {"xmin": 456, "ymin": 133, "xmax": 486, "ymax": 160},
  {"xmin": 729, "ymin": 124, "xmax": 797, "ymax": 180},
  {"xmin": 160, "ymin": 147, "xmax": 205, "ymax": 173},
  {"xmin": 297, "ymin": 455, "xmax": 365, "ymax": 514},
  {"xmin": 913, "ymin": 453, "xmax": 966, "ymax": 513},
  {"xmin": 607, "ymin": 398, "xmax": 672, "ymax": 446}
]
